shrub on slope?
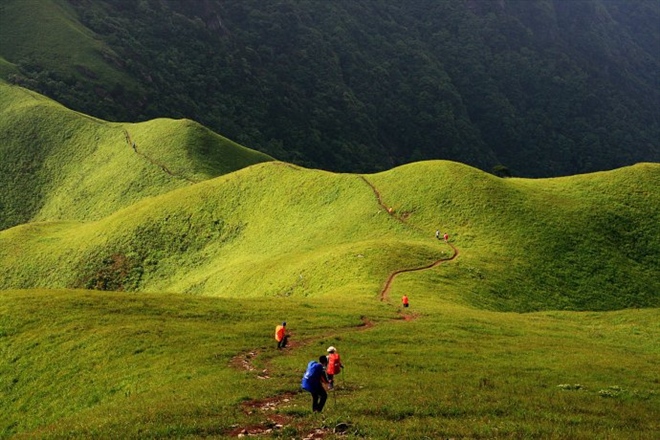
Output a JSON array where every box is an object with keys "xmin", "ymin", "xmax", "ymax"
[{"xmin": 0, "ymin": 82, "xmax": 273, "ymax": 231}]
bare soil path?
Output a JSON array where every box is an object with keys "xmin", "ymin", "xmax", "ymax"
[
  {"xmin": 358, "ymin": 175, "xmax": 459, "ymax": 300},
  {"xmin": 380, "ymin": 243, "xmax": 459, "ymax": 300}
]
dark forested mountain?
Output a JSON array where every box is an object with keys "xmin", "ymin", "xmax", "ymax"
[{"xmin": 3, "ymin": 0, "xmax": 659, "ymax": 176}]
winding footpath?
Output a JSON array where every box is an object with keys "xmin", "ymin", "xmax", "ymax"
[
  {"xmin": 123, "ymin": 129, "xmax": 198, "ymax": 184},
  {"xmin": 358, "ymin": 175, "xmax": 459, "ymax": 300},
  {"xmin": 226, "ymin": 175, "xmax": 458, "ymax": 438},
  {"xmin": 380, "ymin": 242, "xmax": 459, "ymax": 301}
]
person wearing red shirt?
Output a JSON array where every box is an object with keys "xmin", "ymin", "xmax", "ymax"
[{"xmin": 326, "ymin": 346, "xmax": 344, "ymax": 389}]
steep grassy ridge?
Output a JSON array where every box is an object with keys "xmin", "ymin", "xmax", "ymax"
[
  {"xmin": 0, "ymin": 82, "xmax": 273, "ymax": 231},
  {"xmin": 0, "ymin": 161, "xmax": 658, "ymax": 313}
]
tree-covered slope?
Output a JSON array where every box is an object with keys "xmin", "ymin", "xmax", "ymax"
[
  {"xmin": 1, "ymin": 160, "xmax": 658, "ymax": 312},
  {"xmin": 0, "ymin": 0, "xmax": 141, "ymax": 119},
  {"xmin": 2, "ymin": 0, "xmax": 658, "ymax": 176},
  {"xmin": 0, "ymin": 82, "xmax": 273, "ymax": 231}
]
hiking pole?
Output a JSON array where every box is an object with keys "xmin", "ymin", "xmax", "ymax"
[{"xmin": 333, "ymin": 371, "xmax": 340, "ymax": 408}]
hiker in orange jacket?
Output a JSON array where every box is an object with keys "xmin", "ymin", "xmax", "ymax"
[
  {"xmin": 402, "ymin": 295, "xmax": 409, "ymax": 308},
  {"xmin": 275, "ymin": 322, "xmax": 288, "ymax": 349},
  {"xmin": 326, "ymin": 346, "xmax": 344, "ymax": 389}
]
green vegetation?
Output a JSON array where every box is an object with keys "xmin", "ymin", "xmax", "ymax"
[
  {"xmin": 0, "ymin": 0, "xmax": 140, "ymax": 120},
  {"xmin": 1, "ymin": 289, "xmax": 658, "ymax": 439},
  {"xmin": 0, "ymin": 82, "xmax": 273, "ymax": 230},
  {"xmin": 1, "ymin": 83, "xmax": 658, "ymax": 438},
  {"xmin": 3, "ymin": 158, "xmax": 657, "ymax": 312},
  {"xmin": 0, "ymin": 154, "xmax": 660, "ymax": 439},
  {"xmin": 1, "ymin": 155, "xmax": 659, "ymax": 436},
  {"xmin": 2, "ymin": 0, "xmax": 658, "ymax": 176},
  {"xmin": 0, "ymin": 57, "xmax": 17, "ymax": 77}
]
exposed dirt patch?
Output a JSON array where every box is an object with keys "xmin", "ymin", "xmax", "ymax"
[
  {"xmin": 357, "ymin": 315, "xmax": 374, "ymax": 329},
  {"xmin": 230, "ymin": 350, "xmax": 259, "ymax": 372},
  {"xmin": 399, "ymin": 312, "xmax": 420, "ymax": 321},
  {"xmin": 242, "ymin": 391, "xmax": 299, "ymax": 414},
  {"xmin": 227, "ymin": 391, "xmax": 339, "ymax": 438}
]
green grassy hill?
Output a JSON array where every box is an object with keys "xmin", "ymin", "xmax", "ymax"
[
  {"xmin": 1, "ymin": 159, "xmax": 658, "ymax": 312},
  {"xmin": 0, "ymin": 82, "xmax": 273, "ymax": 231},
  {"xmin": 1, "ymin": 85, "xmax": 659, "ymax": 437}
]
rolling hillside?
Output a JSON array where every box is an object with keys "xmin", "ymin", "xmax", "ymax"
[
  {"xmin": 1, "ymin": 157, "xmax": 659, "ymax": 438},
  {"xmin": 0, "ymin": 81, "xmax": 274, "ymax": 231},
  {"xmin": 1, "ymin": 157, "xmax": 658, "ymax": 312},
  {"xmin": 1, "ymin": 83, "xmax": 659, "ymax": 438}
]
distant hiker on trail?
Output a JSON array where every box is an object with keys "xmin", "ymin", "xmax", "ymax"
[
  {"xmin": 326, "ymin": 346, "xmax": 344, "ymax": 390},
  {"xmin": 402, "ymin": 295, "xmax": 409, "ymax": 308},
  {"xmin": 301, "ymin": 356, "xmax": 329, "ymax": 412},
  {"xmin": 275, "ymin": 322, "xmax": 288, "ymax": 349},
  {"xmin": 443, "ymin": 232, "xmax": 449, "ymax": 242}
]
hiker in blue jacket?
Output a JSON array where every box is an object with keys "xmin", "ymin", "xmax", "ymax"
[{"xmin": 301, "ymin": 355, "xmax": 329, "ymax": 412}]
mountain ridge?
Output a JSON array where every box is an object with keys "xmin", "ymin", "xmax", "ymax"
[{"xmin": 0, "ymin": 81, "xmax": 273, "ymax": 231}]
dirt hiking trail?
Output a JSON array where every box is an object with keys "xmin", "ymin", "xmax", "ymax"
[{"xmin": 225, "ymin": 176, "xmax": 458, "ymax": 437}]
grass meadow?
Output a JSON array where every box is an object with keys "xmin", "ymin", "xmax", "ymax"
[
  {"xmin": 1, "ymin": 288, "xmax": 658, "ymax": 439},
  {"xmin": 1, "ymin": 83, "xmax": 659, "ymax": 438},
  {"xmin": 0, "ymin": 81, "xmax": 272, "ymax": 230}
]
